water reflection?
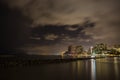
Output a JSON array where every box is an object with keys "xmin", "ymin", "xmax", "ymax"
[
  {"xmin": 91, "ymin": 59, "xmax": 96, "ymax": 80},
  {"xmin": 71, "ymin": 57, "xmax": 120, "ymax": 80},
  {"xmin": 70, "ymin": 59, "xmax": 96, "ymax": 80},
  {"xmin": 0, "ymin": 57, "xmax": 120, "ymax": 80},
  {"xmin": 114, "ymin": 57, "xmax": 119, "ymax": 80},
  {"xmin": 96, "ymin": 57, "xmax": 120, "ymax": 80}
]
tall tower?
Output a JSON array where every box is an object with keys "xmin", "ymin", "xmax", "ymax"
[{"xmin": 90, "ymin": 46, "xmax": 93, "ymax": 54}]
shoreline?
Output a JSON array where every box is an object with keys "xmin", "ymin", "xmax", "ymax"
[
  {"xmin": 0, "ymin": 55, "xmax": 102, "ymax": 67},
  {"xmin": 0, "ymin": 55, "xmax": 119, "ymax": 67}
]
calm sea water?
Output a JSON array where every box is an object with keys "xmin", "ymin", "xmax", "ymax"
[{"xmin": 0, "ymin": 57, "xmax": 120, "ymax": 80}]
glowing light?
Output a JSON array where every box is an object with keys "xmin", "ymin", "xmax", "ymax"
[{"xmin": 91, "ymin": 59, "xmax": 96, "ymax": 80}]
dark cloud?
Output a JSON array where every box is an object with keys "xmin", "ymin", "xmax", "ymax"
[{"xmin": 30, "ymin": 21, "xmax": 94, "ymax": 44}]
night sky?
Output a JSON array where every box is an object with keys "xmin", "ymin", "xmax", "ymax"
[{"xmin": 0, "ymin": 0, "xmax": 120, "ymax": 55}]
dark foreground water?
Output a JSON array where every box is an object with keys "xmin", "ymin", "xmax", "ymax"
[{"xmin": 0, "ymin": 57, "xmax": 120, "ymax": 80}]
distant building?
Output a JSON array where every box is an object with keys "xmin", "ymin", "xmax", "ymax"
[
  {"xmin": 92, "ymin": 43, "xmax": 107, "ymax": 54},
  {"xmin": 64, "ymin": 45, "xmax": 83, "ymax": 55},
  {"xmin": 75, "ymin": 46, "xmax": 83, "ymax": 54},
  {"xmin": 64, "ymin": 45, "xmax": 76, "ymax": 54},
  {"xmin": 112, "ymin": 44, "xmax": 120, "ymax": 55}
]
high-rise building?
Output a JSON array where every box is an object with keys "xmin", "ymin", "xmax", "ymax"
[
  {"xmin": 68, "ymin": 45, "xmax": 76, "ymax": 54},
  {"xmin": 92, "ymin": 43, "xmax": 107, "ymax": 54},
  {"xmin": 76, "ymin": 45, "xmax": 83, "ymax": 54}
]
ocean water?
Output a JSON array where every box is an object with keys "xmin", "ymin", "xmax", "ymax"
[{"xmin": 0, "ymin": 57, "xmax": 120, "ymax": 80}]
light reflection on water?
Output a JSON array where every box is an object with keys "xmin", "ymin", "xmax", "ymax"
[
  {"xmin": 0, "ymin": 57, "xmax": 120, "ymax": 80},
  {"xmin": 91, "ymin": 59, "xmax": 96, "ymax": 80},
  {"xmin": 114, "ymin": 57, "xmax": 119, "ymax": 80}
]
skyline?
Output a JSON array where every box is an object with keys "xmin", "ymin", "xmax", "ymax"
[{"xmin": 1, "ymin": 0, "xmax": 120, "ymax": 55}]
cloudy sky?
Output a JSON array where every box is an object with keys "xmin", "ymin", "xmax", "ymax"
[{"xmin": 1, "ymin": 0, "xmax": 120, "ymax": 55}]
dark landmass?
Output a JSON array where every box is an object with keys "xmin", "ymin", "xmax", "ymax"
[
  {"xmin": 1, "ymin": 52, "xmax": 119, "ymax": 68},
  {"xmin": 0, "ymin": 53, "xmax": 103, "ymax": 68}
]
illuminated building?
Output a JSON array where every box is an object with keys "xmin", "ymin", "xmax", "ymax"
[
  {"xmin": 92, "ymin": 43, "xmax": 107, "ymax": 54},
  {"xmin": 64, "ymin": 45, "xmax": 84, "ymax": 56},
  {"xmin": 68, "ymin": 45, "xmax": 76, "ymax": 54},
  {"xmin": 76, "ymin": 45, "xmax": 83, "ymax": 54}
]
